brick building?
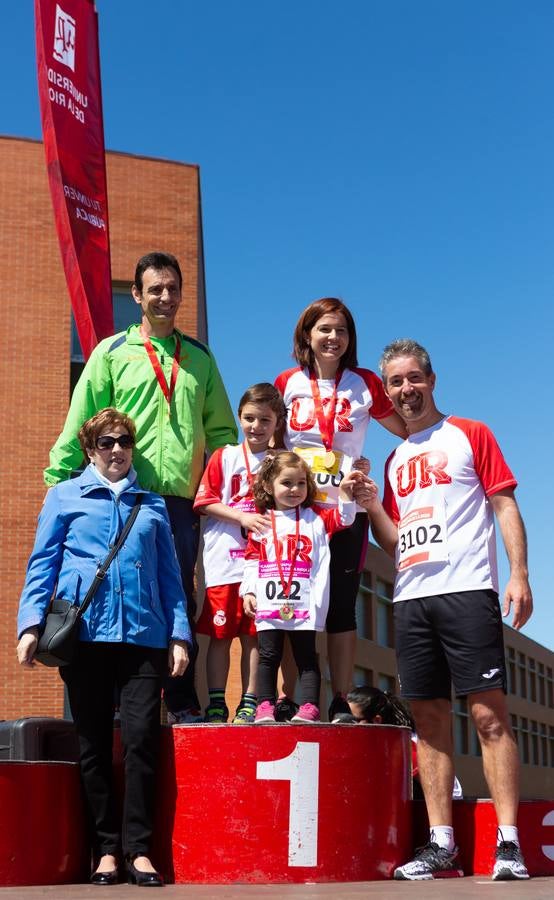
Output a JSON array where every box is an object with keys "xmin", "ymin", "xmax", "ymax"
[{"xmin": 0, "ymin": 134, "xmax": 207, "ymax": 720}]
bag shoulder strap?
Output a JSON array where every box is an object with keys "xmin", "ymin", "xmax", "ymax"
[{"xmin": 77, "ymin": 493, "xmax": 143, "ymax": 618}]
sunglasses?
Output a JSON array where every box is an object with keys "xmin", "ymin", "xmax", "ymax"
[{"xmin": 95, "ymin": 434, "xmax": 134, "ymax": 450}]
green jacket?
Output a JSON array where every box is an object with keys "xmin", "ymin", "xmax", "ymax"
[{"xmin": 45, "ymin": 325, "xmax": 238, "ymax": 498}]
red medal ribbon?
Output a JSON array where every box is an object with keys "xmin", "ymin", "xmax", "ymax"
[
  {"xmin": 142, "ymin": 332, "xmax": 181, "ymax": 406},
  {"xmin": 270, "ymin": 507, "xmax": 300, "ymax": 599},
  {"xmin": 242, "ymin": 442, "xmax": 255, "ymax": 488},
  {"xmin": 309, "ymin": 368, "xmax": 342, "ymax": 452}
]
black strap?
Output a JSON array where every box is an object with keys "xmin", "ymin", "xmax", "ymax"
[{"xmin": 77, "ymin": 493, "xmax": 143, "ymax": 619}]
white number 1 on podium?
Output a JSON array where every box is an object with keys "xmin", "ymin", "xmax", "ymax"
[{"xmin": 257, "ymin": 741, "xmax": 319, "ymax": 867}]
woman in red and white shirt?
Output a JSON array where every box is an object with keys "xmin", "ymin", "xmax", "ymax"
[{"xmin": 275, "ymin": 298, "xmax": 405, "ymax": 718}]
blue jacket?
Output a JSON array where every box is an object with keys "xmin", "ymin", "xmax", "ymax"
[{"xmin": 18, "ymin": 466, "xmax": 192, "ymax": 649}]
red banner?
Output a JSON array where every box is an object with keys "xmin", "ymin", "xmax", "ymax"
[{"xmin": 35, "ymin": 0, "xmax": 113, "ymax": 359}]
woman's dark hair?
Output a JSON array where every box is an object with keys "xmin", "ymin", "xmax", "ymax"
[
  {"xmin": 347, "ymin": 685, "xmax": 415, "ymax": 728},
  {"xmin": 253, "ymin": 451, "xmax": 316, "ymax": 511},
  {"xmin": 78, "ymin": 408, "xmax": 136, "ymax": 463},
  {"xmin": 292, "ymin": 297, "xmax": 358, "ymax": 370},
  {"xmin": 238, "ymin": 383, "xmax": 286, "ymax": 424}
]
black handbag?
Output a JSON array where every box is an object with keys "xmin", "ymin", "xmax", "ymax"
[{"xmin": 35, "ymin": 494, "xmax": 143, "ymax": 667}]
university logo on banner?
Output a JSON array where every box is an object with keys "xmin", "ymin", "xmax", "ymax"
[
  {"xmin": 53, "ymin": 4, "xmax": 76, "ymax": 70},
  {"xmin": 35, "ymin": 0, "xmax": 113, "ymax": 359}
]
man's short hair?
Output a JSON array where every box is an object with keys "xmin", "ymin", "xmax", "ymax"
[
  {"xmin": 379, "ymin": 338, "xmax": 433, "ymax": 382},
  {"xmin": 134, "ymin": 251, "xmax": 183, "ymax": 292}
]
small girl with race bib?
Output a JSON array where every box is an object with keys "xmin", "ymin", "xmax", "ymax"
[
  {"xmin": 194, "ymin": 383, "xmax": 285, "ymax": 723},
  {"xmin": 241, "ymin": 450, "xmax": 373, "ymax": 723}
]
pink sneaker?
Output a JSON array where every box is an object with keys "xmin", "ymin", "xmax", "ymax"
[
  {"xmin": 255, "ymin": 701, "xmax": 276, "ymax": 723},
  {"xmin": 291, "ymin": 703, "xmax": 320, "ymax": 723}
]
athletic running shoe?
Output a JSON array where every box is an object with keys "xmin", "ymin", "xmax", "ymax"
[
  {"xmin": 255, "ymin": 701, "xmax": 276, "ymax": 723},
  {"xmin": 167, "ymin": 708, "xmax": 204, "ymax": 725},
  {"xmin": 204, "ymin": 703, "xmax": 229, "ymax": 724},
  {"xmin": 328, "ymin": 693, "xmax": 351, "ymax": 723},
  {"xmin": 274, "ymin": 696, "xmax": 299, "ymax": 722},
  {"xmin": 393, "ymin": 842, "xmax": 464, "ymax": 880},
  {"xmin": 291, "ymin": 703, "xmax": 320, "ymax": 723},
  {"xmin": 232, "ymin": 706, "xmax": 256, "ymax": 724},
  {"xmin": 492, "ymin": 842, "xmax": 529, "ymax": 880}
]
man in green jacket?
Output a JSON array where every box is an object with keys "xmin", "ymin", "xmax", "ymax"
[{"xmin": 45, "ymin": 251, "xmax": 238, "ymax": 722}]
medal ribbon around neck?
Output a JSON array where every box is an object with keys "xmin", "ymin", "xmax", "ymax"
[
  {"xmin": 241, "ymin": 442, "xmax": 256, "ymax": 488},
  {"xmin": 270, "ymin": 506, "xmax": 300, "ymax": 599},
  {"xmin": 142, "ymin": 330, "xmax": 181, "ymax": 406},
  {"xmin": 309, "ymin": 368, "xmax": 343, "ymax": 466}
]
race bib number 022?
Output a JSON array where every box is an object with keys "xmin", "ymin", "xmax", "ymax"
[
  {"xmin": 256, "ymin": 560, "xmax": 311, "ymax": 621},
  {"xmin": 397, "ymin": 505, "xmax": 448, "ymax": 571}
]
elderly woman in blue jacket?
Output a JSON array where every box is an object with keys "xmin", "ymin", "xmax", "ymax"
[{"xmin": 17, "ymin": 408, "xmax": 191, "ymax": 888}]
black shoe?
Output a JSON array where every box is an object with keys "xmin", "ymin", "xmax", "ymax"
[
  {"xmin": 90, "ymin": 869, "xmax": 118, "ymax": 885},
  {"xmin": 328, "ymin": 693, "xmax": 351, "ymax": 723},
  {"xmin": 167, "ymin": 707, "xmax": 203, "ymax": 724},
  {"xmin": 274, "ymin": 696, "xmax": 299, "ymax": 722},
  {"xmin": 126, "ymin": 858, "xmax": 164, "ymax": 887}
]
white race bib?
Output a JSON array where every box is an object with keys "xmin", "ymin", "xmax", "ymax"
[
  {"xmin": 397, "ymin": 505, "xmax": 448, "ymax": 570},
  {"xmin": 256, "ymin": 560, "xmax": 311, "ymax": 622}
]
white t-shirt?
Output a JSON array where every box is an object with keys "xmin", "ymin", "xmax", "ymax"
[
  {"xmin": 240, "ymin": 499, "xmax": 356, "ymax": 631},
  {"xmin": 275, "ymin": 366, "xmax": 394, "ymax": 506},
  {"xmin": 194, "ymin": 444, "xmax": 266, "ymax": 587},
  {"xmin": 383, "ymin": 416, "xmax": 517, "ymax": 602}
]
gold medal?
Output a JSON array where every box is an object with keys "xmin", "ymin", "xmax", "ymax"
[
  {"xmin": 323, "ymin": 450, "xmax": 335, "ymax": 469},
  {"xmin": 279, "ymin": 605, "xmax": 294, "ymax": 621}
]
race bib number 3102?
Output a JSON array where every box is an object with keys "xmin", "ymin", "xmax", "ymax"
[{"xmin": 397, "ymin": 506, "xmax": 448, "ymax": 571}]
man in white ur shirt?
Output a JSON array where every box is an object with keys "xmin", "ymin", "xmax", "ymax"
[{"xmin": 366, "ymin": 338, "xmax": 532, "ymax": 882}]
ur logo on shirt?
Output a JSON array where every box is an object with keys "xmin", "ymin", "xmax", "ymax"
[
  {"xmin": 289, "ymin": 397, "xmax": 353, "ymax": 433},
  {"xmin": 396, "ymin": 451, "xmax": 452, "ymax": 497},
  {"xmin": 258, "ymin": 533, "xmax": 313, "ymax": 563}
]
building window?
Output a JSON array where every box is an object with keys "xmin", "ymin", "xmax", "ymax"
[
  {"xmin": 517, "ymin": 653, "xmax": 527, "ymax": 699},
  {"xmin": 538, "ymin": 663, "xmax": 546, "ymax": 707},
  {"xmin": 352, "ymin": 666, "xmax": 372, "ymax": 688},
  {"xmin": 376, "ymin": 578, "xmax": 394, "ymax": 648},
  {"xmin": 547, "ymin": 668, "xmax": 554, "ymax": 710},
  {"xmin": 511, "ymin": 715, "xmax": 519, "ymax": 755},
  {"xmin": 550, "ymin": 726, "xmax": 554, "ymax": 768},
  {"xmin": 507, "ymin": 646, "xmax": 516, "ymax": 694},
  {"xmin": 378, "ymin": 673, "xmax": 396, "ymax": 693},
  {"xmin": 70, "ymin": 289, "xmax": 140, "ymax": 393},
  {"xmin": 519, "ymin": 717, "xmax": 530, "ymax": 765},
  {"xmin": 540, "ymin": 723, "xmax": 548, "ymax": 767},
  {"xmin": 355, "ymin": 572, "xmax": 373, "ymax": 641},
  {"xmin": 454, "ymin": 697, "xmax": 469, "ymax": 755},
  {"xmin": 528, "ymin": 658, "xmax": 537, "ymax": 704},
  {"xmin": 470, "ymin": 720, "xmax": 482, "ymax": 758},
  {"xmin": 530, "ymin": 721, "xmax": 540, "ymax": 766}
]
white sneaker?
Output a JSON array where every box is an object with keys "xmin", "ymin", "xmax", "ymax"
[
  {"xmin": 394, "ymin": 842, "xmax": 464, "ymax": 880},
  {"xmin": 492, "ymin": 842, "xmax": 529, "ymax": 880}
]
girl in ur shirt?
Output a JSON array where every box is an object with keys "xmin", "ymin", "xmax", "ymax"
[
  {"xmin": 194, "ymin": 384, "xmax": 285, "ymax": 724},
  {"xmin": 241, "ymin": 451, "xmax": 374, "ymax": 723}
]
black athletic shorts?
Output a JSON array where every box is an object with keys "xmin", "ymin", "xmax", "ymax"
[
  {"xmin": 325, "ymin": 512, "xmax": 368, "ymax": 634},
  {"xmin": 393, "ymin": 589, "xmax": 507, "ymax": 700}
]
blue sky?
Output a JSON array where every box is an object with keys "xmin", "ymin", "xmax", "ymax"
[{"xmin": 3, "ymin": 1, "xmax": 553, "ymax": 649}]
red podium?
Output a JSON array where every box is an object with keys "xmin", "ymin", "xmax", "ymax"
[
  {"xmin": 0, "ymin": 761, "xmax": 88, "ymax": 886},
  {"xmin": 148, "ymin": 723, "xmax": 412, "ymax": 883}
]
